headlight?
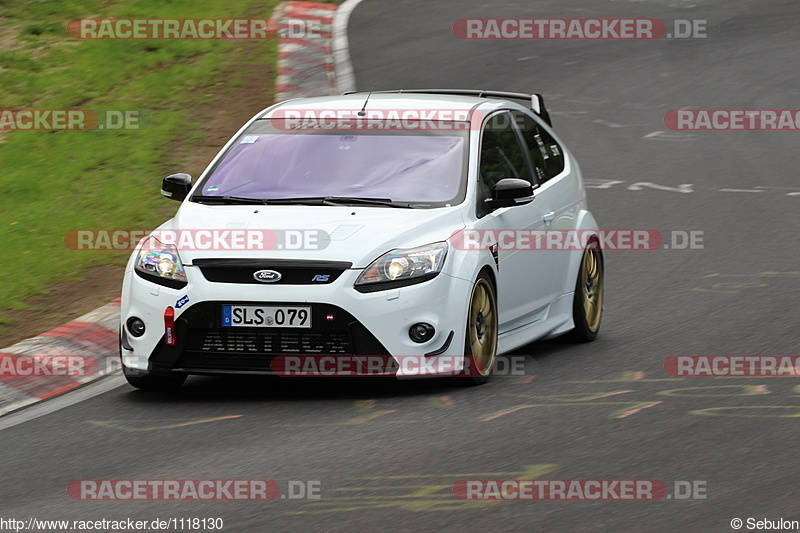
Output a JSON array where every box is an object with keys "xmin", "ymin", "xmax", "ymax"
[
  {"xmin": 355, "ymin": 242, "xmax": 447, "ymax": 291},
  {"xmin": 134, "ymin": 235, "xmax": 187, "ymax": 289}
]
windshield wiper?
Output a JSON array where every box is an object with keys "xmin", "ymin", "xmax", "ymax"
[
  {"xmin": 261, "ymin": 197, "xmax": 328, "ymax": 206},
  {"xmin": 193, "ymin": 195, "xmax": 417, "ymax": 208},
  {"xmin": 321, "ymin": 197, "xmax": 415, "ymax": 208},
  {"xmin": 259, "ymin": 197, "xmax": 415, "ymax": 208},
  {"xmin": 191, "ymin": 195, "xmax": 267, "ymax": 205}
]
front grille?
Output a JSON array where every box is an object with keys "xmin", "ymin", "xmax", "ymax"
[
  {"xmin": 193, "ymin": 258, "xmax": 352, "ymax": 285},
  {"xmin": 184, "ymin": 329, "xmax": 351, "ymax": 354},
  {"xmin": 349, "ymin": 323, "xmax": 388, "ymax": 355}
]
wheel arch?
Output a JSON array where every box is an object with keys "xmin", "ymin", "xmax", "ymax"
[
  {"xmin": 562, "ymin": 209, "xmax": 602, "ymax": 296},
  {"xmin": 477, "ymin": 263, "xmax": 497, "ymax": 291}
]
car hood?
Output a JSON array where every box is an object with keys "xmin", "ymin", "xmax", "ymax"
[{"xmin": 163, "ymin": 202, "xmax": 466, "ymax": 268}]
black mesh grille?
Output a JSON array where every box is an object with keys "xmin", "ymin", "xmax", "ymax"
[
  {"xmin": 349, "ymin": 323, "xmax": 389, "ymax": 355},
  {"xmin": 183, "ymin": 329, "xmax": 350, "ymax": 355},
  {"xmin": 149, "ymin": 301, "xmax": 390, "ymax": 374}
]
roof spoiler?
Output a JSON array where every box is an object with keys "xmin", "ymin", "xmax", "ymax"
[{"xmin": 343, "ymin": 89, "xmax": 553, "ymax": 127}]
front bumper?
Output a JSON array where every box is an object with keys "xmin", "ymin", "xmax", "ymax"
[{"xmin": 120, "ymin": 265, "xmax": 471, "ymax": 378}]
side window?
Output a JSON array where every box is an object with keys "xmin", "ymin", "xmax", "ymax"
[
  {"xmin": 517, "ymin": 112, "xmax": 566, "ymax": 184},
  {"xmin": 479, "ymin": 112, "xmax": 533, "ymax": 197}
]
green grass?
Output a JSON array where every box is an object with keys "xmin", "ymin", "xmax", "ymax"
[{"xmin": 0, "ymin": 0, "xmax": 288, "ymax": 320}]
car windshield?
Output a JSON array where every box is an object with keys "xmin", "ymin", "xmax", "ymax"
[{"xmin": 193, "ymin": 120, "xmax": 468, "ymax": 207}]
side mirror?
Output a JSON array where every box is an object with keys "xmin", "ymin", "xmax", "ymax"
[
  {"xmin": 485, "ymin": 178, "xmax": 535, "ymax": 210},
  {"xmin": 161, "ymin": 173, "xmax": 192, "ymax": 202}
]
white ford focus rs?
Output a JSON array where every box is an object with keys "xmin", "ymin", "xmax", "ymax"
[{"xmin": 119, "ymin": 89, "xmax": 603, "ymax": 390}]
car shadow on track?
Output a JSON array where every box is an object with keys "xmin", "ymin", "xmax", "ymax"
[
  {"xmin": 128, "ymin": 374, "xmax": 459, "ymax": 404},
  {"xmin": 118, "ymin": 336, "xmax": 594, "ymax": 404}
]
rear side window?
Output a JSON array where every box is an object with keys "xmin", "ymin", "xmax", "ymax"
[{"xmin": 515, "ymin": 111, "xmax": 565, "ymax": 184}]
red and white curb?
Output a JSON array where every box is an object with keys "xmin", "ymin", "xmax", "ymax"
[
  {"xmin": 275, "ymin": 1, "xmax": 338, "ymax": 101},
  {"xmin": 0, "ymin": 299, "xmax": 120, "ymax": 416},
  {"xmin": 0, "ymin": 1, "xmax": 362, "ymax": 417}
]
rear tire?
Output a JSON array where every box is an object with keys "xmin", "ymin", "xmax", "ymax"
[{"xmin": 568, "ymin": 239, "xmax": 604, "ymax": 343}]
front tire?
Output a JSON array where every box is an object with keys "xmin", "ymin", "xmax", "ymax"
[
  {"xmin": 568, "ymin": 240, "xmax": 604, "ymax": 342},
  {"xmin": 461, "ymin": 272, "xmax": 498, "ymax": 385}
]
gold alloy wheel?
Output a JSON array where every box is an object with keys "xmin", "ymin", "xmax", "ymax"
[
  {"xmin": 582, "ymin": 244, "xmax": 604, "ymax": 333},
  {"xmin": 467, "ymin": 278, "xmax": 498, "ymax": 376}
]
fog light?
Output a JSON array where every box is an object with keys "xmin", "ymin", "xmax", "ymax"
[
  {"xmin": 409, "ymin": 323, "xmax": 435, "ymax": 343},
  {"xmin": 126, "ymin": 317, "xmax": 146, "ymax": 337}
]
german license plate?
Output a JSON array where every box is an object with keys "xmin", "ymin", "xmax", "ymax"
[{"xmin": 222, "ymin": 305, "xmax": 311, "ymax": 328}]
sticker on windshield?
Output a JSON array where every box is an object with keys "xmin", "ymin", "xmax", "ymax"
[
  {"xmin": 240, "ymin": 135, "xmax": 259, "ymax": 144},
  {"xmin": 339, "ymin": 135, "xmax": 358, "ymax": 142},
  {"xmin": 206, "ymin": 184, "xmax": 220, "ymax": 193}
]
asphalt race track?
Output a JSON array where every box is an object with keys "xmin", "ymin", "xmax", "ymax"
[{"xmin": 2, "ymin": 1, "xmax": 800, "ymax": 531}]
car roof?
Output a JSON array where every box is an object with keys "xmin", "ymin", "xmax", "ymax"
[{"xmin": 262, "ymin": 93, "xmax": 518, "ymax": 118}]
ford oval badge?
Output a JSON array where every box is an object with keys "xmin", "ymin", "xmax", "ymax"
[{"xmin": 253, "ymin": 269, "xmax": 281, "ymax": 283}]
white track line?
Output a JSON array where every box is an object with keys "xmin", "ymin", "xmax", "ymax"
[
  {"xmin": 333, "ymin": 0, "xmax": 368, "ymax": 94},
  {"xmin": 0, "ymin": 373, "xmax": 125, "ymax": 431}
]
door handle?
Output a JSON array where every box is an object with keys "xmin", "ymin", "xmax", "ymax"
[{"xmin": 543, "ymin": 211, "xmax": 556, "ymax": 224}]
